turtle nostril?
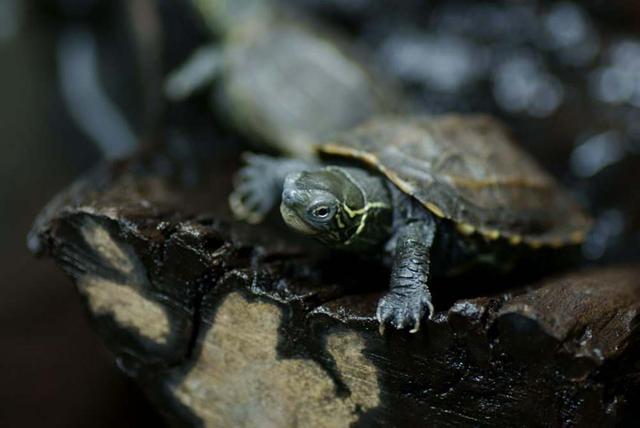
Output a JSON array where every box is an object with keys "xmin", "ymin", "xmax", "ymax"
[{"xmin": 283, "ymin": 190, "xmax": 296, "ymax": 205}]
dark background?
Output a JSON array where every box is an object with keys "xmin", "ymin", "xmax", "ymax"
[
  {"xmin": 0, "ymin": 1, "xmax": 160, "ymax": 426},
  {"xmin": 2, "ymin": 0, "xmax": 640, "ymax": 426}
]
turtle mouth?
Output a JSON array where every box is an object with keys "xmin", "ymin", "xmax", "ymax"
[{"xmin": 280, "ymin": 203, "xmax": 318, "ymax": 235}]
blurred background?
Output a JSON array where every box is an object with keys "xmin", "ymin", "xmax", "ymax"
[{"xmin": 1, "ymin": 0, "xmax": 640, "ymax": 426}]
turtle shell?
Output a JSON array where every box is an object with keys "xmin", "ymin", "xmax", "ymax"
[
  {"xmin": 319, "ymin": 115, "xmax": 592, "ymax": 248},
  {"xmin": 221, "ymin": 18, "xmax": 397, "ymax": 159}
]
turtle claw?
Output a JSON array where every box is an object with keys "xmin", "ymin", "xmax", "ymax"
[
  {"xmin": 376, "ymin": 289, "xmax": 433, "ymax": 334},
  {"xmin": 229, "ymin": 192, "xmax": 265, "ymax": 224},
  {"xmin": 409, "ymin": 320, "xmax": 421, "ymax": 334},
  {"xmin": 426, "ymin": 300, "xmax": 435, "ymax": 320},
  {"xmin": 376, "ymin": 299, "xmax": 394, "ymax": 335}
]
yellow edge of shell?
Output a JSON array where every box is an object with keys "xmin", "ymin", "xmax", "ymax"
[
  {"xmin": 319, "ymin": 143, "xmax": 359, "ymax": 158},
  {"xmin": 508, "ymin": 235, "xmax": 523, "ymax": 245},
  {"xmin": 481, "ymin": 229, "xmax": 501, "ymax": 240},
  {"xmin": 457, "ymin": 223, "xmax": 475, "ymax": 236},
  {"xmin": 570, "ymin": 230, "xmax": 586, "ymax": 244},
  {"xmin": 528, "ymin": 240, "xmax": 544, "ymax": 249},
  {"xmin": 425, "ymin": 202, "xmax": 446, "ymax": 218},
  {"xmin": 548, "ymin": 238, "xmax": 566, "ymax": 249}
]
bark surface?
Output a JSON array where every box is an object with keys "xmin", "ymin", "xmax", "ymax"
[{"xmin": 30, "ymin": 149, "xmax": 640, "ymax": 427}]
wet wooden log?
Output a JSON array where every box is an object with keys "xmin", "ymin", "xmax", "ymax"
[{"xmin": 30, "ymin": 149, "xmax": 640, "ymax": 427}]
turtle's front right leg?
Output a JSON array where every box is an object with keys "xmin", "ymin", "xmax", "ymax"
[
  {"xmin": 377, "ymin": 219, "xmax": 436, "ymax": 334},
  {"xmin": 229, "ymin": 153, "xmax": 317, "ymax": 224}
]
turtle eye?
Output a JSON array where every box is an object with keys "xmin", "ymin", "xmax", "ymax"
[{"xmin": 311, "ymin": 205, "xmax": 332, "ymax": 219}]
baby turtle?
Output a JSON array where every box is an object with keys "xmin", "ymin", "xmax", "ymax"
[
  {"xmin": 165, "ymin": 0, "xmax": 397, "ymax": 158},
  {"xmin": 230, "ymin": 115, "xmax": 592, "ymax": 333}
]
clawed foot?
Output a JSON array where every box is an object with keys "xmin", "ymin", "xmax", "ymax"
[
  {"xmin": 376, "ymin": 289, "xmax": 434, "ymax": 334},
  {"xmin": 229, "ymin": 153, "xmax": 281, "ymax": 224}
]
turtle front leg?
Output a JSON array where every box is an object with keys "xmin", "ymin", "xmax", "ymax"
[
  {"xmin": 229, "ymin": 154, "xmax": 318, "ymax": 224},
  {"xmin": 164, "ymin": 45, "xmax": 223, "ymax": 100},
  {"xmin": 377, "ymin": 220, "xmax": 435, "ymax": 334}
]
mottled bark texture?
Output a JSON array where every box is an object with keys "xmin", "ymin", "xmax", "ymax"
[{"xmin": 30, "ymin": 149, "xmax": 640, "ymax": 427}]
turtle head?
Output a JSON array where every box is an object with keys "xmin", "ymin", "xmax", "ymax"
[{"xmin": 280, "ymin": 167, "xmax": 392, "ymax": 250}]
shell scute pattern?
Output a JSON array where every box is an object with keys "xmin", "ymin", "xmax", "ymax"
[{"xmin": 320, "ymin": 115, "xmax": 592, "ymax": 247}]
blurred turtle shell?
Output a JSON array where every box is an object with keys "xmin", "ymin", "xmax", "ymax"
[{"xmin": 195, "ymin": 0, "xmax": 400, "ymax": 158}]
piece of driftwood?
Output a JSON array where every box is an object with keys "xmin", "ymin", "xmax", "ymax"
[{"xmin": 30, "ymin": 148, "xmax": 640, "ymax": 427}]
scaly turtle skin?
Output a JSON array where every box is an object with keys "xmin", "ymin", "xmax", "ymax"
[
  {"xmin": 230, "ymin": 115, "xmax": 593, "ymax": 333},
  {"xmin": 165, "ymin": 0, "xmax": 397, "ymax": 159}
]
